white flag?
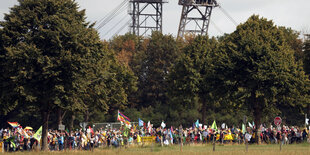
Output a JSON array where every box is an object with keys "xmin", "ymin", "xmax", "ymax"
[
  {"xmin": 147, "ymin": 121, "xmax": 152, "ymax": 133},
  {"xmin": 248, "ymin": 122, "xmax": 253, "ymax": 128},
  {"xmin": 306, "ymin": 118, "xmax": 309, "ymax": 125},
  {"xmin": 221, "ymin": 123, "xmax": 226, "ymax": 129},
  {"xmin": 161, "ymin": 121, "xmax": 166, "ymax": 128},
  {"xmin": 203, "ymin": 125, "xmax": 208, "ymax": 129}
]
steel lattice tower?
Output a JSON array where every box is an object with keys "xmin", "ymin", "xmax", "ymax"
[
  {"xmin": 129, "ymin": 0, "xmax": 167, "ymax": 37},
  {"xmin": 178, "ymin": 0, "xmax": 218, "ymax": 38}
]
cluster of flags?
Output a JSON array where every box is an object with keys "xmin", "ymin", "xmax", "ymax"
[
  {"xmin": 119, "ymin": 115, "xmax": 221, "ymax": 133},
  {"xmin": 7, "ymin": 121, "xmax": 43, "ymax": 141}
]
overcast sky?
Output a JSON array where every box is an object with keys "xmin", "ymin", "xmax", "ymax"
[{"xmin": 1, "ymin": 0, "xmax": 310, "ymax": 40}]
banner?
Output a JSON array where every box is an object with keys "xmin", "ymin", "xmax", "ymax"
[{"xmin": 33, "ymin": 126, "xmax": 42, "ymax": 141}]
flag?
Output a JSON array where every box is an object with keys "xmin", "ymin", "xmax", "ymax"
[
  {"xmin": 133, "ymin": 124, "xmax": 137, "ymax": 131},
  {"xmin": 171, "ymin": 126, "xmax": 174, "ymax": 133},
  {"xmin": 248, "ymin": 122, "xmax": 253, "ymax": 128},
  {"xmin": 242, "ymin": 124, "xmax": 246, "ymax": 134},
  {"xmin": 22, "ymin": 128, "xmax": 29, "ymax": 138},
  {"xmin": 8, "ymin": 122, "xmax": 20, "ymax": 128},
  {"xmin": 139, "ymin": 118, "xmax": 144, "ymax": 127},
  {"xmin": 33, "ymin": 126, "xmax": 42, "ymax": 141},
  {"xmin": 306, "ymin": 118, "xmax": 309, "ymax": 125},
  {"xmin": 169, "ymin": 129, "xmax": 173, "ymax": 144},
  {"xmin": 195, "ymin": 120, "xmax": 199, "ymax": 128},
  {"xmin": 17, "ymin": 128, "xmax": 29, "ymax": 138},
  {"xmin": 89, "ymin": 126, "xmax": 94, "ymax": 135},
  {"xmin": 211, "ymin": 120, "xmax": 217, "ymax": 131},
  {"xmin": 161, "ymin": 121, "xmax": 166, "ymax": 128},
  {"xmin": 149, "ymin": 121, "xmax": 153, "ymax": 133},
  {"xmin": 147, "ymin": 121, "xmax": 152, "ymax": 133},
  {"xmin": 117, "ymin": 110, "xmax": 131, "ymax": 126},
  {"xmin": 123, "ymin": 126, "xmax": 129, "ymax": 137},
  {"xmin": 147, "ymin": 121, "xmax": 151, "ymax": 128},
  {"xmin": 203, "ymin": 125, "xmax": 208, "ymax": 130}
]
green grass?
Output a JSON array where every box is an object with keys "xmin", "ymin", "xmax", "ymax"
[{"xmin": 8, "ymin": 143, "xmax": 310, "ymax": 155}]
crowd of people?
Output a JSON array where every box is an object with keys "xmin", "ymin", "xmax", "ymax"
[{"xmin": 0, "ymin": 123, "xmax": 309, "ymax": 152}]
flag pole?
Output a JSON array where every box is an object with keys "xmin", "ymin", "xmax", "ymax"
[
  {"xmin": 179, "ymin": 125, "xmax": 183, "ymax": 152},
  {"xmin": 213, "ymin": 133, "xmax": 215, "ymax": 151}
]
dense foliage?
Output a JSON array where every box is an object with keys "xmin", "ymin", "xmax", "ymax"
[{"xmin": 0, "ymin": 0, "xmax": 136, "ymax": 150}]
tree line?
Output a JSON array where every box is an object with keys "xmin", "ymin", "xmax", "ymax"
[{"xmin": 0, "ymin": 0, "xmax": 309, "ymax": 150}]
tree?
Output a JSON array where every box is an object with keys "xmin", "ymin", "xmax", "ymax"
[
  {"xmin": 304, "ymin": 35, "xmax": 310, "ymax": 115},
  {"xmin": 279, "ymin": 27, "xmax": 304, "ymax": 62},
  {"xmin": 168, "ymin": 35, "xmax": 229, "ymax": 125},
  {"xmin": 108, "ymin": 34, "xmax": 141, "ymax": 108},
  {"xmin": 135, "ymin": 32, "xmax": 180, "ymax": 107},
  {"xmin": 110, "ymin": 33, "xmax": 141, "ymax": 68},
  {"xmin": 0, "ymin": 0, "xmax": 133, "ymax": 150},
  {"xmin": 221, "ymin": 15, "xmax": 309, "ymax": 143}
]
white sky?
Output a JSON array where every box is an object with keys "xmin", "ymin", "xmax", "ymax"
[{"xmin": 1, "ymin": 0, "xmax": 310, "ymax": 40}]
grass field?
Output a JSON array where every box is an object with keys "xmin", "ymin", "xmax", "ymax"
[{"xmin": 9, "ymin": 143, "xmax": 310, "ymax": 155}]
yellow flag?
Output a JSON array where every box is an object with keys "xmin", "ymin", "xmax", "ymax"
[
  {"xmin": 211, "ymin": 120, "xmax": 217, "ymax": 131},
  {"xmin": 33, "ymin": 126, "xmax": 42, "ymax": 141},
  {"xmin": 134, "ymin": 124, "xmax": 137, "ymax": 131}
]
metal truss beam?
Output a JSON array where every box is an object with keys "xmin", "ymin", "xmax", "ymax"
[
  {"xmin": 129, "ymin": 0, "xmax": 166, "ymax": 37},
  {"xmin": 178, "ymin": 0, "xmax": 218, "ymax": 39}
]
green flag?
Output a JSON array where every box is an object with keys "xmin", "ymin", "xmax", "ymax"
[
  {"xmin": 33, "ymin": 126, "xmax": 42, "ymax": 141},
  {"xmin": 242, "ymin": 124, "xmax": 246, "ymax": 134},
  {"xmin": 211, "ymin": 120, "xmax": 217, "ymax": 131},
  {"xmin": 123, "ymin": 126, "xmax": 129, "ymax": 137}
]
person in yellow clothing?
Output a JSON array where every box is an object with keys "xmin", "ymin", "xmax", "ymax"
[
  {"xmin": 216, "ymin": 133, "xmax": 220, "ymax": 141},
  {"xmin": 51, "ymin": 134, "xmax": 57, "ymax": 151},
  {"xmin": 137, "ymin": 134, "xmax": 141, "ymax": 145},
  {"xmin": 224, "ymin": 130, "xmax": 233, "ymax": 142}
]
